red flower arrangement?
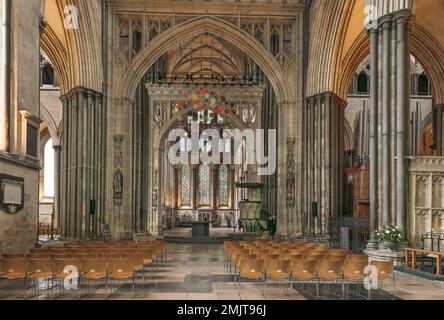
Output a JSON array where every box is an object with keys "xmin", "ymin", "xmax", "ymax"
[{"xmin": 179, "ymin": 88, "xmax": 229, "ymax": 114}]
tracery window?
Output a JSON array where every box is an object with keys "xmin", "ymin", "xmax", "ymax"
[
  {"xmin": 219, "ymin": 165, "xmax": 229, "ymax": 206},
  {"xmin": 181, "ymin": 164, "xmax": 191, "ymax": 206},
  {"xmin": 199, "ymin": 164, "xmax": 210, "ymax": 206}
]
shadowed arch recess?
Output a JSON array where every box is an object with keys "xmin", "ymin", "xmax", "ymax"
[{"xmin": 117, "ymin": 16, "xmax": 290, "ymax": 105}]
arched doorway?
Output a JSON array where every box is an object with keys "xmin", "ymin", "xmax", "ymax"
[{"xmin": 111, "ymin": 16, "xmax": 291, "ymax": 236}]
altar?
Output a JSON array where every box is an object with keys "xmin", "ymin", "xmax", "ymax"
[{"xmin": 189, "ymin": 221, "xmax": 210, "ymax": 237}]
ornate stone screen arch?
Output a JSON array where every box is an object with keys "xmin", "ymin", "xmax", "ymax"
[{"xmin": 107, "ymin": 8, "xmax": 304, "ymax": 238}]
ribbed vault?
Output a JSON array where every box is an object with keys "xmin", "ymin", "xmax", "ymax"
[{"xmin": 40, "ymin": 0, "xmax": 103, "ymax": 94}]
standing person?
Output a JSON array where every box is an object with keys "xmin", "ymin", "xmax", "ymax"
[
  {"xmin": 271, "ymin": 215, "xmax": 277, "ymax": 238},
  {"xmin": 238, "ymin": 219, "xmax": 243, "ymax": 233},
  {"xmin": 267, "ymin": 215, "xmax": 274, "ymax": 236}
]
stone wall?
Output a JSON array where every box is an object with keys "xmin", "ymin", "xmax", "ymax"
[
  {"xmin": 0, "ymin": 0, "xmax": 42, "ymax": 253},
  {"xmin": 409, "ymin": 157, "xmax": 444, "ymax": 247},
  {"xmin": 0, "ymin": 156, "xmax": 39, "ymax": 253}
]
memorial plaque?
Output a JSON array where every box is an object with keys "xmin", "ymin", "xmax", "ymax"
[{"xmin": 0, "ymin": 174, "xmax": 25, "ymax": 214}]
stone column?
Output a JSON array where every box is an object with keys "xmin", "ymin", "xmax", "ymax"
[
  {"xmin": 433, "ymin": 104, "xmax": 444, "ymax": 156},
  {"xmin": 380, "ymin": 14, "xmax": 392, "ymax": 226},
  {"xmin": 306, "ymin": 92, "xmax": 346, "ymax": 238},
  {"xmin": 60, "ymin": 96, "xmax": 68, "ymax": 236},
  {"xmin": 53, "ymin": 144, "xmax": 62, "ymax": 234},
  {"xmin": 59, "ymin": 87, "xmax": 104, "ymax": 239},
  {"xmin": 0, "ymin": 0, "xmax": 11, "ymax": 151},
  {"xmin": 394, "ymin": 10, "xmax": 411, "ymax": 236},
  {"xmin": 368, "ymin": 27, "xmax": 379, "ymax": 244}
]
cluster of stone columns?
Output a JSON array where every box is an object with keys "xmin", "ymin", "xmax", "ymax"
[
  {"xmin": 60, "ymin": 87, "xmax": 106, "ymax": 239},
  {"xmin": 304, "ymin": 92, "xmax": 346, "ymax": 236},
  {"xmin": 0, "ymin": 0, "xmax": 11, "ymax": 152},
  {"xmin": 433, "ymin": 104, "xmax": 444, "ymax": 156},
  {"xmin": 367, "ymin": 9, "xmax": 412, "ymax": 241}
]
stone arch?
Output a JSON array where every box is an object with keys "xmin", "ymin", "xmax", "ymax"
[
  {"xmin": 40, "ymin": 104, "xmax": 60, "ymax": 146},
  {"xmin": 307, "ymin": 0, "xmax": 444, "ymax": 103},
  {"xmin": 344, "ymin": 118, "xmax": 354, "ymax": 151},
  {"xmin": 117, "ymin": 16, "xmax": 290, "ymax": 105},
  {"xmin": 41, "ymin": 0, "xmax": 103, "ymax": 94}
]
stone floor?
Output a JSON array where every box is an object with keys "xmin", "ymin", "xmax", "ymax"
[{"xmin": 0, "ymin": 243, "xmax": 443, "ymax": 300}]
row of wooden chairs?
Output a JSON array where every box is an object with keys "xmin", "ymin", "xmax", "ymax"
[
  {"xmin": 0, "ymin": 256, "xmax": 146, "ymax": 298},
  {"xmin": 223, "ymin": 240, "xmax": 396, "ymax": 299},
  {"xmin": 0, "ymin": 240, "xmax": 168, "ymax": 298},
  {"xmin": 224, "ymin": 241, "xmax": 352, "ymax": 274},
  {"xmin": 236, "ymin": 258, "xmax": 395, "ymax": 299}
]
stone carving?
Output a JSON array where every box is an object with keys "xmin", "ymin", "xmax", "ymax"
[
  {"xmin": 286, "ymin": 138, "xmax": 296, "ymax": 203},
  {"xmin": 113, "ymin": 169, "xmax": 123, "ymax": 194},
  {"xmin": 114, "ymin": 12, "xmax": 294, "ymax": 70},
  {"xmin": 416, "ymin": 209, "xmax": 429, "ymax": 216},
  {"xmin": 152, "ymin": 170, "xmax": 158, "ymax": 207},
  {"xmin": 113, "ymin": 135, "xmax": 124, "ymax": 205},
  {"xmin": 241, "ymin": 104, "xmax": 257, "ymax": 127}
]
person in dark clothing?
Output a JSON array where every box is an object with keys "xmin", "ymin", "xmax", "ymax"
[{"xmin": 268, "ymin": 215, "xmax": 277, "ymax": 238}]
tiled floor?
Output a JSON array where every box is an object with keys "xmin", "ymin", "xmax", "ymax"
[{"xmin": 1, "ymin": 243, "xmax": 444, "ymax": 300}]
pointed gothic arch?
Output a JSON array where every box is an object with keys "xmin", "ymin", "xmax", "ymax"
[{"xmin": 117, "ymin": 16, "xmax": 291, "ymax": 105}]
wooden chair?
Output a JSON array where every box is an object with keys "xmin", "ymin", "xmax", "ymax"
[
  {"xmin": 27, "ymin": 258, "xmax": 55, "ymax": 298},
  {"xmin": 250, "ymin": 249, "xmax": 269, "ymax": 256},
  {"xmin": 234, "ymin": 254, "xmax": 257, "ymax": 281},
  {"xmin": 316, "ymin": 260, "xmax": 344, "ymax": 299},
  {"xmin": 325, "ymin": 254, "xmax": 347, "ymax": 261},
  {"xmin": 259, "ymin": 253, "xmax": 280, "ymax": 261},
  {"xmin": 371, "ymin": 260, "xmax": 396, "ymax": 300},
  {"xmin": 291, "ymin": 259, "xmax": 318, "ymax": 284},
  {"xmin": 238, "ymin": 259, "xmax": 266, "ymax": 289},
  {"xmin": 99, "ymin": 253, "xmax": 121, "ymax": 260},
  {"xmin": 342, "ymin": 260, "xmax": 369, "ymax": 299},
  {"xmin": 108, "ymin": 258, "xmax": 135, "ymax": 294},
  {"xmin": 280, "ymin": 254, "xmax": 304, "ymax": 262},
  {"xmin": 53, "ymin": 258, "xmax": 81, "ymax": 294},
  {"xmin": 121, "ymin": 253, "xmax": 146, "ymax": 285},
  {"xmin": 27, "ymin": 253, "xmax": 52, "ymax": 259},
  {"xmin": 265, "ymin": 259, "xmax": 291, "ymax": 290},
  {"xmin": 80, "ymin": 258, "xmax": 108, "ymax": 294},
  {"xmin": 50, "ymin": 253, "xmax": 73, "ymax": 260},
  {"xmin": 229, "ymin": 249, "xmax": 249, "ymax": 274},
  {"xmin": 346, "ymin": 254, "xmax": 369, "ymax": 261},
  {"xmin": 75, "ymin": 253, "xmax": 98, "ymax": 260},
  {"xmin": 0, "ymin": 257, "xmax": 28, "ymax": 297},
  {"xmin": 305, "ymin": 253, "xmax": 326, "ymax": 261}
]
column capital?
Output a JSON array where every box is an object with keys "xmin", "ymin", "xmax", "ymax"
[
  {"xmin": 393, "ymin": 9, "xmax": 414, "ymax": 26},
  {"xmin": 367, "ymin": 26, "xmax": 379, "ymax": 33},
  {"xmin": 378, "ymin": 14, "xmax": 393, "ymax": 30},
  {"xmin": 433, "ymin": 103, "xmax": 444, "ymax": 111},
  {"xmin": 53, "ymin": 145, "xmax": 62, "ymax": 152}
]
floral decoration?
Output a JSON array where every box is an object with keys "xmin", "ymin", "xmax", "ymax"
[
  {"xmin": 375, "ymin": 225, "xmax": 403, "ymax": 242},
  {"xmin": 178, "ymin": 88, "xmax": 236, "ymax": 115}
]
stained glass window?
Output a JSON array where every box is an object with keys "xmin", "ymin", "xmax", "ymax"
[
  {"xmin": 44, "ymin": 139, "xmax": 55, "ymax": 198},
  {"xmin": 199, "ymin": 164, "xmax": 210, "ymax": 205},
  {"xmin": 219, "ymin": 165, "xmax": 229, "ymax": 206},
  {"xmin": 181, "ymin": 165, "xmax": 191, "ymax": 205}
]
